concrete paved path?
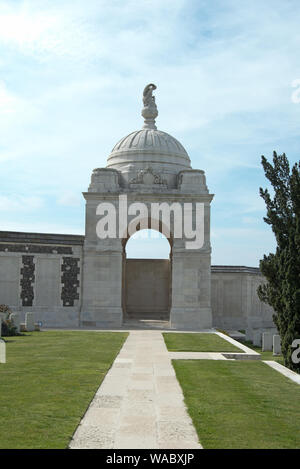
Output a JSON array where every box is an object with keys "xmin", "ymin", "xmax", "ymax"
[{"xmin": 69, "ymin": 331, "xmax": 202, "ymax": 449}]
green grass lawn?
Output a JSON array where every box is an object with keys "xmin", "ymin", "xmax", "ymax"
[
  {"xmin": 163, "ymin": 332, "xmax": 244, "ymax": 353},
  {"xmin": 0, "ymin": 330, "xmax": 127, "ymax": 449},
  {"xmin": 173, "ymin": 360, "xmax": 300, "ymax": 449}
]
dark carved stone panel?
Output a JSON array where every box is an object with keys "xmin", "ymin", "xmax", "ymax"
[
  {"xmin": 20, "ymin": 255, "xmax": 35, "ymax": 307},
  {"xmin": 61, "ymin": 257, "xmax": 80, "ymax": 307},
  {"xmin": 0, "ymin": 244, "xmax": 73, "ymax": 254}
]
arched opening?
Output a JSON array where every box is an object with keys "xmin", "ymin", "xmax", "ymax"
[{"xmin": 122, "ymin": 228, "xmax": 172, "ymax": 323}]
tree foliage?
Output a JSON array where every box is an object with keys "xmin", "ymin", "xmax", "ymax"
[{"xmin": 258, "ymin": 152, "xmax": 300, "ymax": 372}]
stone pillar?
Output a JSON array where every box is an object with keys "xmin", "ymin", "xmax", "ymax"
[
  {"xmin": 170, "ymin": 244, "xmax": 212, "ymax": 330},
  {"xmin": 25, "ymin": 312, "xmax": 35, "ymax": 332},
  {"xmin": 273, "ymin": 335, "xmax": 282, "ymax": 355},
  {"xmin": 262, "ymin": 332, "xmax": 273, "ymax": 351},
  {"xmin": 0, "ymin": 339, "xmax": 6, "ymax": 363},
  {"xmin": 81, "ymin": 244, "xmax": 123, "ymax": 328},
  {"xmin": 81, "ymin": 192, "xmax": 123, "ymax": 328}
]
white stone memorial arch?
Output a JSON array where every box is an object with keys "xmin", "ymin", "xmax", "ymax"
[{"xmin": 81, "ymin": 84, "xmax": 214, "ymax": 330}]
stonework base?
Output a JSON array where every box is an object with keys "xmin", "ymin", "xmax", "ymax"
[
  {"xmin": 80, "ymin": 307, "xmax": 123, "ymax": 329},
  {"xmin": 170, "ymin": 307, "xmax": 212, "ymax": 330}
]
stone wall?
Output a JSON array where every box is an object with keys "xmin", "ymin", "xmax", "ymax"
[
  {"xmin": 211, "ymin": 266, "xmax": 275, "ymax": 330},
  {"xmin": 0, "ymin": 231, "xmax": 84, "ymax": 328},
  {"xmin": 0, "ymin": 231, "xmax": 275, "ymax": 330},
  {"xmin": 125, "ymin": 259, "xmax": 170, "ymax": 318},
  {"xmin": 124, "ymin": 263, "xmax": 274, "ymax": 330}
]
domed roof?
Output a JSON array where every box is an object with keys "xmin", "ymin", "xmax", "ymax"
[
  {"xmin": 106, "ymin": 84, "xmax": 191, "ymax": 172},
  {"xmin": 108, "ymin": 129, "xmax": 189, "ymax": 159}
]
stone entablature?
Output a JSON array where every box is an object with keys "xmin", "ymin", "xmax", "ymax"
[
  {"xmin": 0, "ymin": 231, "xmax": 84, "ymax": 245},
  {"xmin": 87, "ymin": 165, "xmax": 209, "ymax": 194},
  {"xmin": 0, "ymin": 244, "xmax": 74, "ymax": 255},
  {"xmin": 211, "ymin": 265, "xmax": 261, "ymax": 274}
]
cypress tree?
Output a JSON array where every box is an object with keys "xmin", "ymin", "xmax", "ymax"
[{"xmin": 258, "ymin": 151, "xmax": 300, "ymax": 372}]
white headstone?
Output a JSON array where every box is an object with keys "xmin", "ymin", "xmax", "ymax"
[
  {"xmin": 253, "ymin": 330, "xmax": 262, "ymax": 347},
  {"xmin": 273, "ymin": 335, "xmax": 282, "ymax": 355},
  {"xmin": 25, "ymin": 312, "xmax": 35, "ymax": 332},
  {"xmin": 9, "ymin": 313, "xmax": 20, "ymax": 333},
  {"xmin": 245, "ymin": 328, "xmax": 253, "ymax": 342},
  {"xmin": 262, "ymin": 332, "xmax": 273, "ymax": 351},
  {"xmin": 0, "ymin": 339, "xmax": 6, "ymax": 363}
]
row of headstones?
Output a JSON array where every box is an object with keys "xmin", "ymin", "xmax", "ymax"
[
  {"xmin": 247, "ymin": 329, "xmax": 281, "ymax": 355},
  {"xmin": 0, "ymin": 312, "xmax": 36, "ymax": 364},
  {"xmin": 0, "ymin": 312, "xmax": 36, "ymax": 335}
]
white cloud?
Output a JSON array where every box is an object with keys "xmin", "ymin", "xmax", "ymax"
[
  {"xmin": 0, "ymin": 195, "xmax": 43, "ymax": 212},
  {"xmin": 0, "ymin": 219, "xmax": 83, "ymax": 235},
  {"xmin": 0, "ymin": 7, "xmax": 57, "ymax": 46},
  {"xmin": 0, "ymin": 0, "xmax": 299, "ymax": 264},
  {"xmin": 211, "ymin": 224, "xmax": 276, "ymax": 266},
  {"xmin": 0, "ymin": 81, "xmax": 20, "ymax": 114},
  {"xmin": 242, "ymin": 216, "xmax": 261, "ymax": 225},
  {"xmin": 57, "ymin": 192, "xmax": 82, "ymax": 207}
]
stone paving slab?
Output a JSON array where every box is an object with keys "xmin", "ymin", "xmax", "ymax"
[
  {"xmin": 69, "ymin": 330, "xmax": 202, "ymax": 449},
  {"xmin": 215, "ymin": 331, "xmax": 260, "ymax": 356},
  {"xmin": 263, "ymin": 360, "xmax": 300, "ymax": 385},
  {"xmin": 168, "ymin": 351, "xmax": 228, "ymax": 360},
  {"xmin": 69, "ymin": 329, "xmax": 265, "ymax": 449}
]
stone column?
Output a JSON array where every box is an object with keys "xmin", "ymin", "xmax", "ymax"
[
  {"xmin": 81, "ymin": 241, "xmax": 123, "ymax": 328},
  {"xmin": 81, "ymin": 192, "xmax": 124, "ymax": 328},
  {"xmin": 170, "ymin": 241, "xmax": 212, "ymax": 330}
]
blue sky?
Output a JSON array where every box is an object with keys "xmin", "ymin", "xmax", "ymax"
[{"xmin": 0, "ymin": 0, "xmax": 300, "ymax": 266}]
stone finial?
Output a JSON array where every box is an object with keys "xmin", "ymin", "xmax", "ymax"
[{"xmin": 142, "ymin": 83, "xmax": 158, "ymax": 130}]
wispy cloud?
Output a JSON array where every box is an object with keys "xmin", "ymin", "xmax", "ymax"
[
  {"xmin": 0, "ymin": 0, "xmax": 299, "ymax": 265},
  {"xmin": 57, "ymin": 192, "xmax": 82, "ymax": 207},
  {"xmin": 0, "ymin": 195, "xmax": 43, "ymax": 211}
]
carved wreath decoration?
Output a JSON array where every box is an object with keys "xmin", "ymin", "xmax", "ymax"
[{"xmin": 130, "ymin": 167, "xmax": 167, "ymax": 185}]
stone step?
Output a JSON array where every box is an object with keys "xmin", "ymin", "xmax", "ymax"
[{"xmin": 122, "ymin": 319, "xmax": 170, "ymax": 330}]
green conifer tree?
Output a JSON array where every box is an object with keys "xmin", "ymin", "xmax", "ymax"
[{"xmin": 258, "ymin": 152, "xmax": 300, "ymax": 372}]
